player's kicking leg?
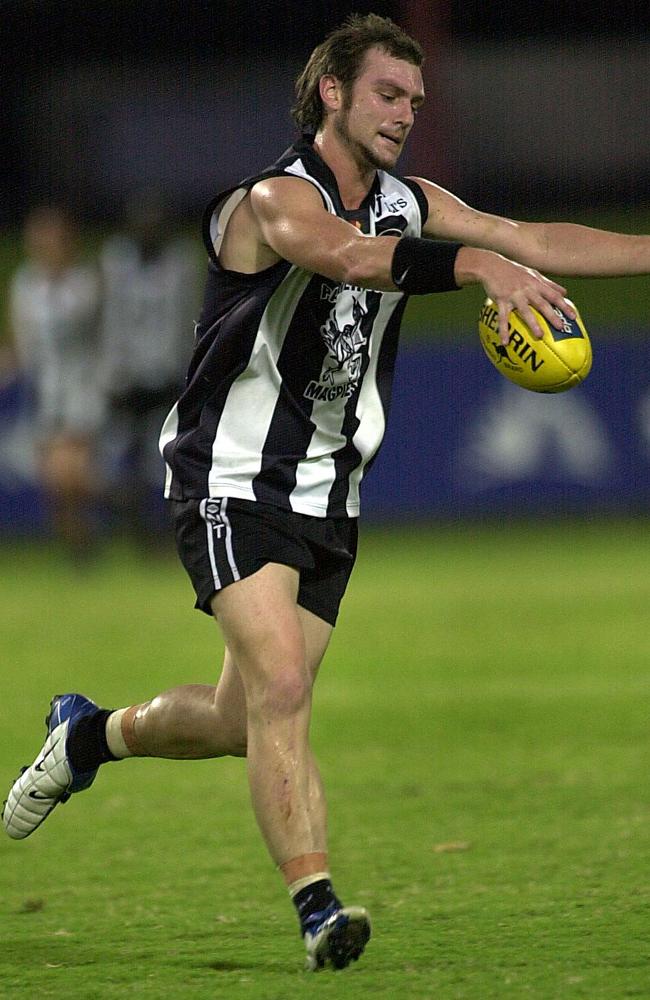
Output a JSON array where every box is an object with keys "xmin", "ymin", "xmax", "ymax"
[
  {"xmin": 3, "ymin": 693, "xmax": 108, "ymax": 839},
  {"xmin": 2, "ymin": 676, "xmax": 246, "ymax": 840}
]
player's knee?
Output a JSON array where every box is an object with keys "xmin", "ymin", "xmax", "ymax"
[{"xmin": 252, "ymin": 666, "xmax": 311, "ymax": 718}]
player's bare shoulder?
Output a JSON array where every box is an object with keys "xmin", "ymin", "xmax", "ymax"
[
  {"xmin": 250, "ymin": 176, "xmax": 329, "ymax": 227},
  {"xmin": 218, "ymin": 188, "xmax": 277, "ymax": 274},
  {"xmin": 220, "ymin": 176, "xmax": 327, "ymax": 273}
]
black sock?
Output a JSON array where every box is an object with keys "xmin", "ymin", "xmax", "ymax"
[
  {"xmin": 293, "ymin": 879, "xmax": 342, "ymax": 935},
  {"xmin": 66, "ymin": 709, "xmax": 118, "ymax": 772}
]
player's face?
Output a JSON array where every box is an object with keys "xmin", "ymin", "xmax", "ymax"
[{"xmin": 334, "ymin": 47, "xmax": 425, "ymax": 172}]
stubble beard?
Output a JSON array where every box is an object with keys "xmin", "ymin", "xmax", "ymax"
[{"xmin": 333, "ymin": 104, "xmax": 397, "ymax": 174}]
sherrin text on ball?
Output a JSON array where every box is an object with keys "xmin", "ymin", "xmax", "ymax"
[{"xmin": 478, "ymin": 297, "xmax": 592, "ymax": 393}]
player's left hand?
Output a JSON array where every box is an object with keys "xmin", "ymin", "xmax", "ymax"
[
  {"xmin": 455, "ymin": 247, "xmax": 576, "ymax": 345},
  {"xmin": 493, "ymin": 265, "xmax": 576, "ymax": 346}
]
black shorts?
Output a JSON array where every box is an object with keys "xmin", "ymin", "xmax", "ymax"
[{"xmin": 170, "ymin": 497, "xmax": 358, "ymax": 627}]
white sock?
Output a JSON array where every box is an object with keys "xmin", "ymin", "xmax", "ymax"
[
  {"xmin": 287, "ymin": 872, "xmax": 331, "ymax": 898},
  {"xmin": 105, "ymin": 708, "xmax": 134, "ymax": 759}
]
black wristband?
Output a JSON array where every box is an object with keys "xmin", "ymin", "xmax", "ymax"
[{"xmin": 391, "ymin": 236, "xmax": 463, "ymax": 295}]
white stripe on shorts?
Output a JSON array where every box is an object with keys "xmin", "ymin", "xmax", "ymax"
[
  {"xmin": 198, "ymin": 497, "xmax": 240, "ymax": 591},
  {"xmin": 221, "ymin": 498, "xmax": 241, "ymax": 582},
  {"xmin": 204, "ymin": 506, "xmax": 221, "ymax": 591}
]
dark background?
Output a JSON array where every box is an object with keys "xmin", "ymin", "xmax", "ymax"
[
  {"xmin": 2, "ymin": 2, "xmax": 650, "ymax": 528},
  {"xmin": 3, "ymin": 1, "xmax": 649, "ymax": 225}
]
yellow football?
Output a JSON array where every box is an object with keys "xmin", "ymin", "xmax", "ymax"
[{"xmin": 478, "ymin": 297, "xmax": 592, "ymax": 393}]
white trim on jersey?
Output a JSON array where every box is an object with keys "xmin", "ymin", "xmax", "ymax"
[
  {"xmin": 209, "ymin": 189, "xmax": 249, "ymax": 256},
  {"xmin": 160, "ymin": 401, "xmax": 179, "ymax": 496}
]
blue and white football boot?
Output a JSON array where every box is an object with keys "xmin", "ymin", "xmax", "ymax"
[
  {"xmin": 3, "ymin": 694, "xmax": 100, "ymax": 840},
  {"xmin": 303, "ymin": 902, "xmax": 371, "ymax": 971}
]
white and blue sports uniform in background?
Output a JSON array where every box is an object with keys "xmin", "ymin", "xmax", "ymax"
[{"xmin": 10, "ymin": 259, "xmax": 103, "ymax": 439}]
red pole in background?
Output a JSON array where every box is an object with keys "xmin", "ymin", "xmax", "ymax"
[{"xmin": 397, "ymin": 0, "xmax": 456, "ymax": 188}]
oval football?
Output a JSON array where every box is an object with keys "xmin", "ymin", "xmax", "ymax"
[{"xmin": 478, "ymin": 298, "xmax": 592, "ymax": 393}]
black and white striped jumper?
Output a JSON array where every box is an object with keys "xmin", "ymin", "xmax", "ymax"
[{"xmin": 160, "ymin": 137, "xmax": 428, "ymax": 519}]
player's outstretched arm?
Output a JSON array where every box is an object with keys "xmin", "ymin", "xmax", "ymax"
[
  {"xmin": 414, "ymin": 175, "xmax": 650, "ymax": 276},
  {"xmin": 412, "ymin": 174, "xmax": 650, "ymax": 343},
  {"xmin": 248, "ymin": 175, "xmax": 574, "ymax": 346}
]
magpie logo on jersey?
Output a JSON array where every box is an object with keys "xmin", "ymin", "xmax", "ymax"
[{"xmin": 304, "ymin": 294, "xmax": 369, "ymax": 402}]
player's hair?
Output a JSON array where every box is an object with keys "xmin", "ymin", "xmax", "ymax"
[{"xmin": 292, "ymin": 13, "xmax": 424, "ymax": 133}]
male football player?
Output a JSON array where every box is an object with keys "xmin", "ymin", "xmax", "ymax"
[{"xmin": 6, "ymin": 13, "xmax": 650, "ymax": 971}]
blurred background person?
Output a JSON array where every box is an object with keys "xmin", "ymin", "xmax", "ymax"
[
  {"xmin": 98, "ymin": 190, "xmax": 199, "ymax": 549},
  {"xmin": 7, "ymin": 205, "xmax": 103, "ymax": 562}
]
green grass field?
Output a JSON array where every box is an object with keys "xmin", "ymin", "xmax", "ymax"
[{"xmin": 2, "ymin": 521, "xmax": 650, "ymax": 999}]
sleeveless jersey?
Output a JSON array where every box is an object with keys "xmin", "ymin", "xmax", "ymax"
[{"xmin": 160, "ymin": 138, "xmax": 428, "ymax": 518}]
